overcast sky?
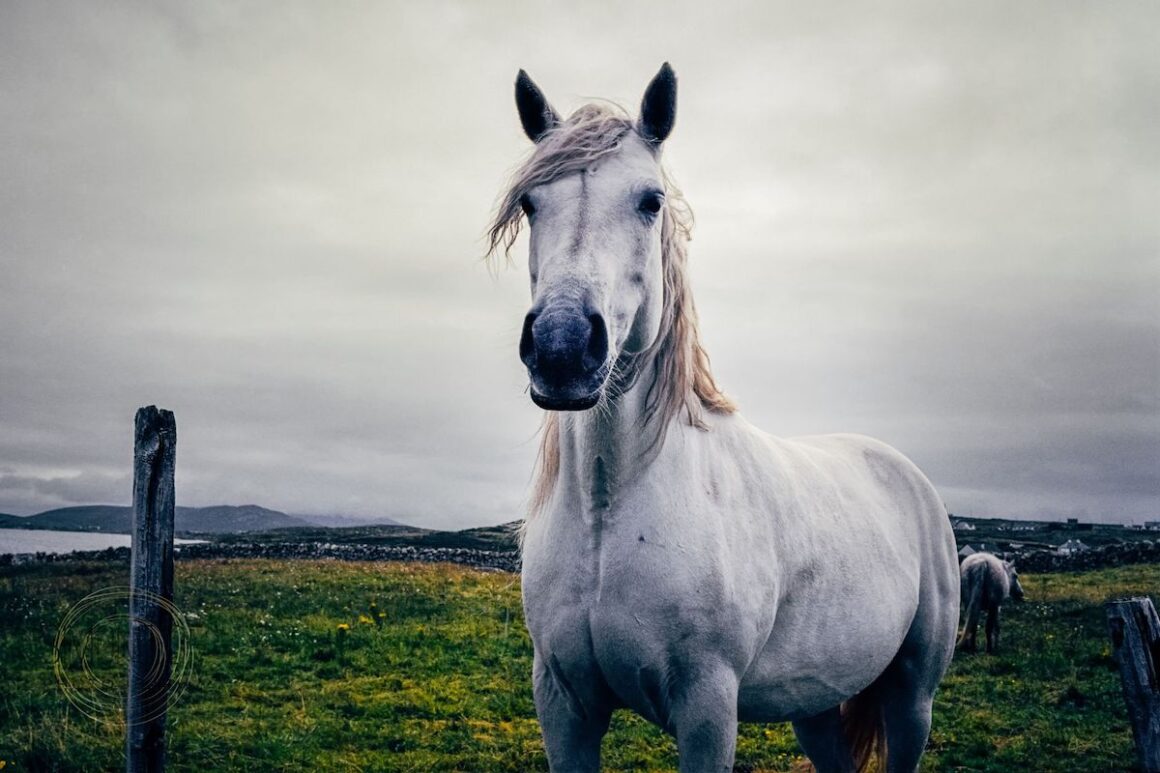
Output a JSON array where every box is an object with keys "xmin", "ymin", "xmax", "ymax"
[{"xmin": 1, "ymin": 2, "xmax": 1156, "ymax": 528}]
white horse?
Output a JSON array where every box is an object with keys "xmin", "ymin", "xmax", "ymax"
[{"xmin": 488, "ymin": 63, "xmax": 959, "ymax": 773}]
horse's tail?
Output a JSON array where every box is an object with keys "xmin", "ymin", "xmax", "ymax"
[
  {"xmin": 840, "ymin": 679, "xmax": 888, "ymax": 772},
  {"xmin": 789, "ymin": 680, "xmax": 887, "ymax": 772},
  {"xmin": 957, "ymin": 572, "xmax": 983, "ymax": 648}
]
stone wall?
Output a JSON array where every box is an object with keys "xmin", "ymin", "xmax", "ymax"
[
  {"xmin": 0, "ymin": 541, "xmax": 522, "ymax": 573},
  {"xmin": 6, "ymin": 537, "xmax": 1160, "ymax": 576},
  {"xmin": 1007, "ymin": 540, "xmax": 1160, "ymax": 573}
]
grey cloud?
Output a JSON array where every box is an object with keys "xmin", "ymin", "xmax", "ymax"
[
  {"xmin": 0, "ymin": 470, "xmax": 131, "ymax": 513},
  {"xmin": 1, "ymin": 1, "xmax": 1156, "ymax": 525}
]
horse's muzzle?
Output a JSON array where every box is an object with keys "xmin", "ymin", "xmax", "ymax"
[{"xmin": 520, "ymin": 305, "xmax": 609, "ymax": 410}]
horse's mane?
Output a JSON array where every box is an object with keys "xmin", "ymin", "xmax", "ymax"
[{"xmin": 486, "ymin": 103, "xmax": 735, "ymax": 517}]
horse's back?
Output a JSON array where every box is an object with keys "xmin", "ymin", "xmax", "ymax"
[{"xmin": 759, "ymin": 430, "xmax": 955, "ymax": 570}]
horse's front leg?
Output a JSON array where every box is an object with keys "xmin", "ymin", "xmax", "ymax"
[
  {"xmin": 533, "ymin": 651, "xmax": 611, "ymax": 773},
  {"xmin": 669, "ymin": 664, "xmax": 740, "ymax": 773}
]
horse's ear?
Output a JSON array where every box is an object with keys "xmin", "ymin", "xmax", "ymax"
[
  {"xmin": 515, "ymin": 69, "xmax": 560, "ymax": 143},
  {"xmin": 638, "ymin": 62, "xmax": 677, "ymax": 145}
]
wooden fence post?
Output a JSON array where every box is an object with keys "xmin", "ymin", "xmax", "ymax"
[
  {"xmin": 126, "ymin": 406, "xmax": 176, "ymax": 773},
  {"xmin": 1106, "ymin": 596, "xmax": 1160, "ymax": 772}
]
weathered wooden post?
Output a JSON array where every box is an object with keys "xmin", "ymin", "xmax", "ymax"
[
  {"xmin": 126, "ymin": 406, "xmax": 176, "ymax": 773},
  {"xmin": 1106, "ymin": 596, "xmax": 1160, "ymax": 772}
]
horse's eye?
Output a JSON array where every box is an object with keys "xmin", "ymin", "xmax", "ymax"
[
  {"xmin": 638, "ymin": 191, "xmax": 664, "ymax": 217},
  {"xmin": 519, "ymin": 194, "xmax": 536, "ymax": 219}
]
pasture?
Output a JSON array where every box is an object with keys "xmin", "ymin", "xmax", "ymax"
[{"xmin": 0, "ymin": 558, "xmax": 1154, "ymax": 771}]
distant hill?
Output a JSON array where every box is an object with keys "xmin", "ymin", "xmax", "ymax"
[
  {"xmin": 294, "ymin": 513, "xmax": 406, "ymax": 528},
  {"xmin": 416, "ymin": 521, "xmax": 521, "ymax": 551},
  {"xmin": 10, "ymin": 506, "xmax": 132, "ymax": 532},
  {"xmin": 178, "ymin": 505, "xmax": 311, "ymax": 533},
  {"xmin": 211, "ymin": 520, "xmax": 522, "ymax": 551},
  {"xmin": 0, "ymin": 513, "xmax": 25, "ymax": 528},
  {"xmin": 0, "ymin": 504, "xmax": 314, "ymax": 535}
]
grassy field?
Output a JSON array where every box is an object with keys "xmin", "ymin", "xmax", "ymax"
[{"xmin": 0, "ymin": 558, "xmax": 1154, "ymax": 772}]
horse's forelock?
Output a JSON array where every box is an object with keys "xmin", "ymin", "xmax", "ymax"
[{"xmin": 487, "ymin": 104, "xmax": 637, "ymax": 267}]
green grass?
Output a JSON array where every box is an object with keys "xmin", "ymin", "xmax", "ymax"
[{"xmin": 0, "ymin": 559, "xmax": 1154, "ymax": 771}]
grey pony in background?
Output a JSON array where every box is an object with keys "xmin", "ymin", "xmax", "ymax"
[{"xmin": 958, "ymin": 551, "xmax": 1025, "ymax": 654}]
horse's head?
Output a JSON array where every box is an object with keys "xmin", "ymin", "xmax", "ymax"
[
  {"xmin": 1004, "ymin": 561, "xmax": 1025, "ymax": 601},
  {"xmin": 509, "ymin": 64, "xmax": 677, "ymax": 410}
]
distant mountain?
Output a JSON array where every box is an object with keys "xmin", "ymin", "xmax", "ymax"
[
  {"xmin": 0, "ymin": 504, "xmax": 313, "ymax": 535},
  {"xmin": 12, "ymin": 506, "xmax": 131, "ymax": 532},
  {"xmin": 0, "ymin": 513, "xmax": 26, "ymax": 527},
  {"xmin": 210, "ymin": 520, "xmax": 522, "ymax": 551},
  {"xmin": 178, "ymin": 505, "xmax": 311, "ymax": 533},
  {"xmin": 294, "ymin": 513, "xmax": 407, "ymax": 528}
]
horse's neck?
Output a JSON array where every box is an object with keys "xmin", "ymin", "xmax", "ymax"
[{"xmin": 555, "ymin": 366, "xmax": 672, "ymax": 513}]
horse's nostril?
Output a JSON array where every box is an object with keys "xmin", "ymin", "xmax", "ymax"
[
  {"xmin": 519, "ymin": 313, "xmax": 538, "ymax": 367},
  {"xmin": 584, "ymin": 313, "xmax": 609, "ymax": 370}
]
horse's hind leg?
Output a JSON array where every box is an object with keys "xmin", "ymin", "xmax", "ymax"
[
  {"xmin": 876, "ymin": 661, "xmax": 935, "ymax": 773},
  {"xmin": 878, "ymin": 580, "xmax": 958, "ymax": 770},
  {"xmin": 985, "ymin": 605, "xmax": 1000, "ymax": 654},
  {"xmin": 791, "ymin": 707, "xmax": 856, "ymax": 772}
]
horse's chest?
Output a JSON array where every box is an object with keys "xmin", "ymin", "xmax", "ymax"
[
  {"xmin": 523, "ymin": 503, "xmax": 723, "ymax": 628},
  {"xmin": 523, "ymin": 526, "xmax": 703, "ymax": 647},
  {"xmin": 523, "ymin": 513, "xmax": 753, "ymax": 718},
  {"xmin": 525, "ymin": 575, "xmax": 717, "ymax": 724}
]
